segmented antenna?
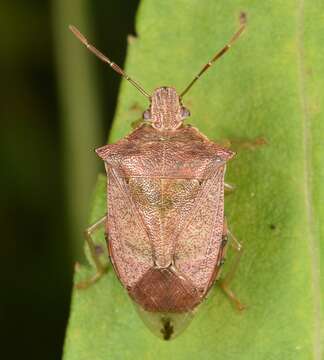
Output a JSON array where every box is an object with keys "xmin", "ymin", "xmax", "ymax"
[
  {"xmin": 180, "ymin": 16, "xmax": 247, "ymax": 98},
  {"xmin": 69, "ymin": 25, "xmax": 151, "ymax": 98}
]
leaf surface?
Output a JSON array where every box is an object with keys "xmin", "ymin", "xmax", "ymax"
[{"xmin": 63, "ymin": 1, "xmax": 323, "ymax": 359}]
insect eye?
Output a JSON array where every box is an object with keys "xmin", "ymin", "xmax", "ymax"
[
  {"xmin": 181, "ymin": 107, "xmax": 190, "ymax": 119},
  {"xmin": 143, "ymin": 110, "xmax": 152, "ymax": 120}
]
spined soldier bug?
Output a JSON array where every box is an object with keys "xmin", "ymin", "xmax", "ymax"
[{"xmin": 70, "ymin": 17, "xmax": 246, "ymax": 340}]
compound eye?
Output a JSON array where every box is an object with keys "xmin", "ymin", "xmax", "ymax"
[
  {"xmin": 143, "ymin": 109, "xmax": 152, "ymax": 120},
  {"xmin": 181, "ymin": 107, "xmax": 190, "ymax": 119}
]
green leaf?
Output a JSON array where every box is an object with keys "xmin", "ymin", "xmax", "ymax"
[{"xmin": 63, "ymin": 1, "xmax": 323, "ymax": 359}]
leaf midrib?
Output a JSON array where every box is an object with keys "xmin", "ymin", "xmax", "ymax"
[{"xmin": 296, "ymin": 0, "xmax": 322, "ymax": 358}]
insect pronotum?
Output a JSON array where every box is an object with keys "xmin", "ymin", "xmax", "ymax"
[{"xmin": 70, "ymin": 15, "xmax": 246, "ymax": 340}]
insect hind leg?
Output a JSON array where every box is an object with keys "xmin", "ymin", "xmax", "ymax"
[
  {"xmin": 219, "ymin": 221, "xmax": 246, "ymax": 311},
  {"xmin": 75, "ymin": 214, "xmax": 108, "ymax": 289}
]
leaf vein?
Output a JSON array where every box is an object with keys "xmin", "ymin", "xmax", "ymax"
[{"xmin": 297, "ymin": 1, "xmax": 322, "ymax": 358}]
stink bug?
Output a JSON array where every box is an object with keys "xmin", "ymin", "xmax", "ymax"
[{"xmin": 70, "ymin": 19, "xmax": 246, "ymax": 340}]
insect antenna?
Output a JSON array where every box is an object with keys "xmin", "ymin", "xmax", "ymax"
[
  {"xmin": 69, "ymin": 25, "xmax": 151, "ymax": 98},
  {"xmin": 180, "ymin": 15, "xmax": 247, "ymax": 98}
]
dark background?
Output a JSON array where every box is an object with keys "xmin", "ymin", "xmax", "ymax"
[{"xmin": 0, "ymin": 1, "xmax": 139, "ymax": 359}]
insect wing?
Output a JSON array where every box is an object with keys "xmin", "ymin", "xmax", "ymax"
[
  {"xmin": 106, "ymin": 166, "xmax": 154, "ymax": 287},
  {"xmin": 174, "ymin": 165, "xmax": 226, "ymax": 294},
  {"xmin": 135, "ymin": 304, "xmax": 195, "ymax": 340}
]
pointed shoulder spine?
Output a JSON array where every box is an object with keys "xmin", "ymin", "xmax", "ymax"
[
  {"xmin": 188, "ymin": 125, "xmax": 236, "ymax": 161},
  {"xmin": 95, "ymin": 144, "xmax": 115, "ymax": 161}
]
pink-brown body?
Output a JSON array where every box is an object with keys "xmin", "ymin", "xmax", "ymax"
[
  {"xmin": 96, "ymin": 88, "xmax": 234, "ymax": 316},
  {"xmin": 69, "ymin": 23, "xmax": 246, "ymax": 339}
]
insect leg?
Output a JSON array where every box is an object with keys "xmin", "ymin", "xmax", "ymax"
[
  {"xmin": 221, "ymin": 137, "xmax": 267, "ymax": 151},
  {"xmin": 75, "ymin": 214, "xmax": 108, "ymax": 289},
  {"xmin": 219, "ymin": 222, "xmax": 246, "ymax": 311},
  {"xmin": 224, "ymin": 182, "xmax": 235, "ymax": 194}
]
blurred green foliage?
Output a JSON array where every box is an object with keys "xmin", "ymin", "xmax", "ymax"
[{"xmin": 0, "ymin": 0, "xmax": 139, "ymax": 359}]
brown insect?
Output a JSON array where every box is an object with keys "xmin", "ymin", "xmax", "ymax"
[{"xmin": 70, "ymin": 18, "xmax": 246, "ymax": 340}]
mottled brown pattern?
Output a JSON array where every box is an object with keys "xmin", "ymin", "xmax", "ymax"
[
  {"xmin": 96, "ymin": 87, "xmax": 235, "ymax": 313},
  {"xmin": 175, "ymin": 166, "xmax": 225, "ymax": 293},
  {"xmin": 105, "ymin": 168, "xmax": 153, "ymax": 287},
  {"xmin": 128, "ymin": 178, "xmax": 201, "ymax": 268},
  {"xmin": 96, "ymin": 124, "xmax": 233, "ymax": 179},
  {"xmin": 69, "ymin": 22, "xmax": 246, "ymax": 333},
  {"xmin": 150, "ymin": 87, "xmax": 183, "ymax": 130},
  {"xmin": 129, "ymin": 267, "xmax": 200, "ymax": 312}
]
